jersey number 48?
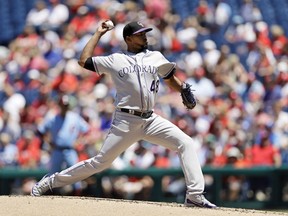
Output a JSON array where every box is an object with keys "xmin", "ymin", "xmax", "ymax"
[{"xmin": 150, "ymin": 80, "xmax": 160, "ymax": 93}]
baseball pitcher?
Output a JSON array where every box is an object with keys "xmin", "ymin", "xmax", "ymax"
[{"xmin": 31, "ymin": 20, "xmax": 217, "ymax": 208}]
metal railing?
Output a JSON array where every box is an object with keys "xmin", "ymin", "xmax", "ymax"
[{"xmin": 1, "ymin": 166, "xmax": 288, "ymax": 209}]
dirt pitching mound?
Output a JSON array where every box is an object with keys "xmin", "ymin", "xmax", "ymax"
[{"xmin": 0, "ymin": 196, "xmax": 286, "ymax": 216}]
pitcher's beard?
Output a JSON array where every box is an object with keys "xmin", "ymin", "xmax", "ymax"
[{"xmin": 140, "ymin": 44, "xmax": 148, "ymax": 51}]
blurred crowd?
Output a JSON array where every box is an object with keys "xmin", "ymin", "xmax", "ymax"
[{"xmin": 0, "ymin": 0, "xmax": 288, "ymax": 201}]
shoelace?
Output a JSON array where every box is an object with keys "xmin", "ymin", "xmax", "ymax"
[
  {"xmin": 194, "ymin": 194, "xmax": 204, "ymax": 203},
  {"xmin": 38, "ymin": 175, "xmax": 52, "ymax": 192}
]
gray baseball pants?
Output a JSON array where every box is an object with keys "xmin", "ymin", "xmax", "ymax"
[{"xmin": 50, "ymin": 110, "xmax": 205, "ymax": 195}]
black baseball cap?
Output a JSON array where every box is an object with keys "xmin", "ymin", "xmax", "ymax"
[{"xmin": 123, "ymin": 21, "xmax": 153, "ymax": 39}]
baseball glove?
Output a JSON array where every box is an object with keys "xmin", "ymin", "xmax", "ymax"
[{"xmin": 181, "ymin": 82, "xmax": 197, "ymax": 109}]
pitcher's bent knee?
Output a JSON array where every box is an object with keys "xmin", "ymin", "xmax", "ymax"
[{"xmin": 89, "ymin": 154, "xmax": 115, "ymax": 172}]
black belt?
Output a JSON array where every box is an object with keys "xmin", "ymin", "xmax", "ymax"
[
  {"xmin": 119, "ymin": 108, "xmax": 153, "ymax": 119},
  {"xmin": 54, "ymin": 146, "xmax": 73, "ymax": 150}
]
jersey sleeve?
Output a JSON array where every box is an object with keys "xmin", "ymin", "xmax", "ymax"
[
  {"xmin": 91, "ymin": 54, "xmax": 115, "ymax": 75},
  {"xmin": 37, "ymin": 115, "xmax": 53, "ymax": 134},
  {"xmin": 78, "ymin": 116, "xmax": 90, "ymax": 133},
  {"xmin": 153, "ymin": 51, "xmax": 176, "ymax": 78}
]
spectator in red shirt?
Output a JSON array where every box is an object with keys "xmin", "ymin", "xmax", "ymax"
[
  {"xmin": 245, "ymin": 134, "xmax": 281, "ymax": 167},
  {"xmin": 254, "ymin": 21, "xmax": 271, "ymax": 48},
  {"xmin": 68, "ymin": 6, "xmax": 98, "ymax": 35},
  {"xmin": 244, "ymin": 133, "xmax": 282, "ymax": 201},
  {"xmin": 270, "ymin": 25, "xmax": 287, "ymax": 57},
  {"xmin": 17, "ymin": 130, "xmax": 41, "ymax": 168},
  {"xmin": 50, "ymin": 70, "xmax": 79, "ymax": 94}
]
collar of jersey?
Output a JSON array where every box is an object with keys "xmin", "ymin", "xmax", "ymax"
[{"xmin": 125, "ymin": 49, "xmax": 148, "ymax": 56}]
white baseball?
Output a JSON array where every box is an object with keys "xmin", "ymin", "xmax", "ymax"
[{"xmin": 105, "ymin": 20, "xmax": 114, "ymax": 30}]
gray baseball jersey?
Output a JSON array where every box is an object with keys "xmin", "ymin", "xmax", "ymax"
[{"xmin": 91, "ymin": 50, "xmax": 175, "ymax": 111}]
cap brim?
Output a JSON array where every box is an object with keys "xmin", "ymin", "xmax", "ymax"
[{"xmin": 133, "ymin": 27, "xmax": 153, "ymax": 35}]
